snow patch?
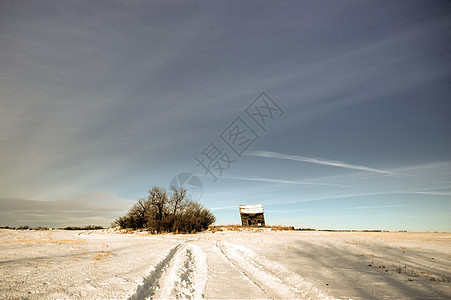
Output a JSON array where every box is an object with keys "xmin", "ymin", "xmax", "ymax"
[{"xmin": 219, "ymin": 241, "xmax": 335, "ymax": 299}]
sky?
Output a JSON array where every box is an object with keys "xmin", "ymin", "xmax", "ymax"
[{"xmin": 1, "ymin": 0, "xmax": 450, "ymax": 231}]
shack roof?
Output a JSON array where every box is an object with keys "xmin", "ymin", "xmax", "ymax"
[{"xmin": 239, "ymin": 204, "xmax": 264, "ymax": 214}]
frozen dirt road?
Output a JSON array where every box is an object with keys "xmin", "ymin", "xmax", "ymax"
[{"xmin": 1, "ymin": 229, "xmax": 450, "ymax": 299}]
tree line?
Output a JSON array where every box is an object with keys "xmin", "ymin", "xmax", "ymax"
[{"xmin": 113, "ymin": 186, "xmax": 215, "ymax": 233}]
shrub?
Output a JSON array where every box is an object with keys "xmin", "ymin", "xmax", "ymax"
[
  {"xmin": 64, "ymin": 225, "xmax": 103, "ymax": 230},
  {"xmin": 113, "ymin": 186, "xmax": 215, "ymax": 233}
]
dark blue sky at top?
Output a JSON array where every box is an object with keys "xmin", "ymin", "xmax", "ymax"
[{"xmin": 0, "ymin": 0, "xmax": 450, "ymax": 231}]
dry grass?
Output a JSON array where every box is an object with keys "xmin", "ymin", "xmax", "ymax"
[
  {"xmin": 209, "ymin": 225, "xmax": 243, "ymax": 232},
  {"xmin": 338, "ymin": 231, "xmax": 451, "ymax": 243},
  {"xmin": 356, "ymin": 253, "xmax": 379, "ymax": 258},
  {"xmin": 53, "ymin": 239, "xmax": 85, "ymax": 244},
  {"xmin": 91, "ymin": 250, "xmax": 112, "ymax": 261},
  {"xmin": 366, "ymin": 264, "xmax": 451, "ymax": 282},
  {"xmin": 208, "ymin": 225, "xmax": 296, "ymax": 233},
  {"xmin": 393, "ymin": 264, "xmax": 403, "ymax": 273},
  {"xmin": 407, "ymin": 268, "xmax": 419, "ymax": 277},
  {"xmin": 10, "ymin": 239, "xmax": 53, "ymax": 244},
  {"xmin": 421, "ymin": 271, "xmax": 450, "ymax": 282},
  {"xmin": 270, "ymin": 225, "xmax": 295, "ymax": 231}
]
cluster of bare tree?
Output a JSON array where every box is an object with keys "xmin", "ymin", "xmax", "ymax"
[{"xmin": 113, "ymin": 186, "xmax": 215, "ymax": 233}]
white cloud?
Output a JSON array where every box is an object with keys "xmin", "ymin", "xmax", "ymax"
[
  {"xmin": 344, "ymin": 204, "xmax": 413, "ymax": 210},
  {"xmin": 220, "ymin": 175, "xmax": 350, "ymax": 187},
  {"xmin": 246, "ymin": 150, "xmax": 402, "ymax": 176},
  {"xmin": 0, "ymin": 192, "xmax": 134, "ymax": 227},
  {"xmin": 411, "ymin": 191, "xmax": 451, "ymax": 196}
]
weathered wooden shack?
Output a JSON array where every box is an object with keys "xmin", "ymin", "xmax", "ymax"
[{"xmin": 239, "ymin": 204, "xmax": 265, "ymax": 227}]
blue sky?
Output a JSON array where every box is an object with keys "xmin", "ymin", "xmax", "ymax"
[{"xmin": 1, "ymin": 0, "xmax": 450, "ymax": 231}]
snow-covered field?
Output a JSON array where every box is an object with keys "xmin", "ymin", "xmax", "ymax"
[{"xmin": 1, "ymin": 229, "xmax": 450, "ymax": 299}]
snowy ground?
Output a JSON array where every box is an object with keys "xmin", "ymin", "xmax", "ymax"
[{"xmin": 1, "ymin": 229, "xmax": 450, "ymax": 299}]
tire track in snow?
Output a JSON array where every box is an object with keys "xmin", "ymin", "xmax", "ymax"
[
  {"xmin": 218, "ymin": 241, "xmax": 335, "ymax": 300},
  {"xmin": 216, "ymin": 241, "xmax": 273, "ymax": 299},
  {"xmin": 129, "ymin": 242, "xmax": 207, "ymax": 300},
  {"xmin": 158, "ymin": 244, "xmax": 207, "ymax": 299},
  {"xmin": 128, "ymin": 243, "xmax": 183, "ymax": 300}
]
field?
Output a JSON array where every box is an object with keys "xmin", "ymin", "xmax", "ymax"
[{"xmin": 1, "ymin": 229, "xmax": 450, "ymax": 299}]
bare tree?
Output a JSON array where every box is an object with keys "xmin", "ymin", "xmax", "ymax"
[
  {"xmin": 114, "ymin": 185, "xmax": 215, "ymax": 233},
  {"xmin": 129, "ymin": 198, "xmax": 149, "ymax": 228},
  {"xmin": 169, "ymin": 185, "xmax": 187, "ymax": 216},
  {"xmin": 168, "ymin": 186, "xmax": 188, "ymax": 232},
  {"xmin": 148, "ymin": 186, "xmax": 168, "ymax": 233}
]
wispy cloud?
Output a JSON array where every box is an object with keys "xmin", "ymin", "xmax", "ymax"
[
  {"xmin": 246, "ymin": 150, "xmax": 404, "ymax": 176},
  {"xmin": 209, "ymin": 206, "xmax": 236, "ymax": 211},
  {"xmin": 0, "ymin": 192, "xmax": 134, "ymax": 227},
  {"xmin": 0, "ymin": 1, "xmax": 449, "ymax": 231},
  {"xmin": 344, "ymin": 204, "xmax": 413, "ymax": 210},
  {"xmin": 272, "ymin": 191, "xmax": 402, "ymax": 205},
  {"xmin": 220, "ymin": 175, "xmax": 349, "ymax": 188},
  {"xmin": 269, "ymin": 187, "xmax": 451, "ymax": 205},
  {"xmin": 411, "ymin": 191, "xmax": 451, "ymax": 196}
]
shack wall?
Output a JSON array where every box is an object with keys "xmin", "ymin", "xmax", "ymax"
[{"xmin": 240, "ymin": 212, "xmax": 265, "ymax": 227}]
